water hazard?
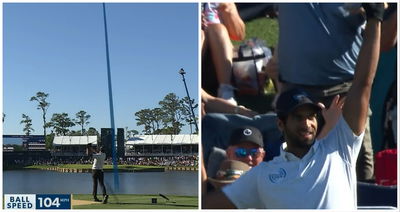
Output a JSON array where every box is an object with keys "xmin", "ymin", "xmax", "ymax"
[{"xmin": 3, "ymin": 170, "xmax": 198, "ymax": 196}]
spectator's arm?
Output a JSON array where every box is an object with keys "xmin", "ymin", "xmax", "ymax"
[
  {"xmin": 381, "ymin": 9, "xmax": 397, "ymax": 52},
  {"xmin": 218, "ymin": 3, "xmax": 245, "ymax": 41},
  {"xmin": 201, "ymin": 89, "xmax": 258, "ymax": 117},
  {"xmin": 343, "ymin": 4, "xmax": 382, "ymax": 135},
  {"xmin": 201, "ymin": 152, "xmax": 207, "ymax": 195}
]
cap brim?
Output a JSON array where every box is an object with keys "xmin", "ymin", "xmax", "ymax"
[
  {"xmin": 235, "ymin": 139, "xmax": 263, "ymax": 148},
  {"xmin": 208, "ymin": 178, "xmax": 235, "ymax": 189},
  {"xmin": 278, "ymin": 103, "xmax": 322, "ymax": 117},
  {"xmin": 292, "ymin": 103, "xmax": 322, "ymax": 114}
]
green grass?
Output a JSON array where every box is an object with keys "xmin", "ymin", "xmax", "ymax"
[
  {"xmin": 72, "ymin": 194, "xmax": 198, "ymax": 209},
  {"xmin": 232, "ymin": 17, "xmax": 279, "ymax": 112},
  {"xmin": 233, "ymin": 17, "xmax": 279, "ymax": 49}
]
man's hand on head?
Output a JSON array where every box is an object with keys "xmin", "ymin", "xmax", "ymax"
[{"xmin": 317, "ymin": 95, "xmax": 346, "ymax": 139}]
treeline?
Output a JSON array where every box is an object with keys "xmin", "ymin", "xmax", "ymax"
[
  {"xmin": 135, "ymin": 93, "xmax": 198, "ymax": 135},
  {"xmin": 9, "ymin": 91, "xmax": 198, "ymax": 149},
  {"xmin": 21, "ymin": 92, "xmax": 97, "ymax": 137}
]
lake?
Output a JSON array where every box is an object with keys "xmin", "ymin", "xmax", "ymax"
[{"xmin": 3, "ymin": 170, "xmax": 198, "ymax": 196}]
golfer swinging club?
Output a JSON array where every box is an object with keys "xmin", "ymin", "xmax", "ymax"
[{"xmin": 87, "ymin": 143, "xmax": 109, "ymax": 204}]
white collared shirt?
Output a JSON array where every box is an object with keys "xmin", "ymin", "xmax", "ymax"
[
  {"xmin": 92, "ymin": 152, "xmax": 106, "ymax": 170},
  {"xmin": 223, "ymin": 115, "xmax": 364, "ymax": 209}
]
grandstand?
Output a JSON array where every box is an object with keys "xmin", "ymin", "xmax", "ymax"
[
  {"xmin": 125, "ymin": 134, "xmax": 198, "ymax": 156},
  {"xmin": 52, "ymin": 136, "xmax": 97, "ymax": 157},
  {"xmin": 3, "ymin": 134, "xmax": 199, "ymax": 168},
  {"xmin": 51, "ymin": 134, "xmax": 198, "ymax": 157}
]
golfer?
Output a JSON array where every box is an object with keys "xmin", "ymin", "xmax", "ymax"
[{"xmin": 87, "ymin": 144, "xmax": 109, "ymax": 204}]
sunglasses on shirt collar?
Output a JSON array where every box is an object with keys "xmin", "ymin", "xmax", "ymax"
[{"xmin": 234, "ymin": 148, "xmax": 261, "ymax": 158}]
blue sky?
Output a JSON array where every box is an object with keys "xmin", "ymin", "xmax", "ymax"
[{"xmin": 3, "ymin": 3, "xmax": 199, "ymax": 135}]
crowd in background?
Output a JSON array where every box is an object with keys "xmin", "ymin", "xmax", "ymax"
[{"xmin": 7, "ymin": 155, "xmax": 198, "ymax": 168}]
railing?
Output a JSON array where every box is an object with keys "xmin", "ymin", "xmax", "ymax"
[
  {"xmin": 37, "ymin": 166, "xmax": 198, "ymax": 173},
  {"xmin": 124, "ymin": 152, "xmax": 197, "ymax": 157},
  {"xmin": 51, "ymin": 152, "xmax": 86, "ymax": 157}
]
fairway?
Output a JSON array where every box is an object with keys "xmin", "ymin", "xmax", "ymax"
[{"xmin": 72, "ymin": 194, "xmax": 198, "ymax": 209}]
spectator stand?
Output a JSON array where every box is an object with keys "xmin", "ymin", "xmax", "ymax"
[
  {"xmin": 125, "ymin": 134, "xmax": 198, "ymax": 157},
  {"xmin": 52, "ymin": 135, "xmax": 98, "ymax": 157}
]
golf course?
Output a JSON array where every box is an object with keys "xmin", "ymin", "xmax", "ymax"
[{"xmin": 71, "ymin": 194, "xmax": 198, "ymax": 209}]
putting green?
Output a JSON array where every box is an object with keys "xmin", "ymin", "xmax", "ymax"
[{"xmin": 72, "ymin": 194, "xmax": 198, "ymax": 209}]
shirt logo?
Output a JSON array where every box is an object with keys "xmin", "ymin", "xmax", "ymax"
[
  {"xmin": 243, "ymin": 128, "xmax": 252, "ymax": 136},
  {"xmin": 269, "ymin": 168, "xmax": 287, "ymax": 183}
]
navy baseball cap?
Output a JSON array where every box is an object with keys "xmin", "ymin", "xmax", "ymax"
[
  {"xmin": 229, "ymin": 126, "xmax": 264, "ymax": 147},
  {"xmin": 275, "ymin": 89, "xmax": 321, "ymax": 117}
]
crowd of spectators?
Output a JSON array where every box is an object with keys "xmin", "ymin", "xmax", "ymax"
[
  {"xmin": 120, "ymin": 155, "xmax": 198, "ymax": 167},
  {"xmin": 6, "ymin": 155, "xmax": 198, "ymax": 168}
]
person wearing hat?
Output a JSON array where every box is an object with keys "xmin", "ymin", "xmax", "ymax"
[
  {"xmin": 203, "ymin": 4, "xmax": 383, "ymax": 209},
  {"xmin": 204, "ymin": 126, "xmax": 264, "ymax": 194},
  {"xmin": 87, "ymin": 144, "xmax": 109, "ymax": 204},
  {"xmin": 225, "ymin": 126, "xmax": 265, "ymax": 167},
  {"xmin": 205, "ymin": 126, "xmax": 265, "ymax": 182}
]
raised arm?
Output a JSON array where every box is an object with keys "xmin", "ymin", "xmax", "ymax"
[
  {"xmin": 343, "ymin": 3, "xmax": 383, "ymax": 135},
  {"xmin": 86, "ymin": 143, "xmax": 93, "ymax": 155}
]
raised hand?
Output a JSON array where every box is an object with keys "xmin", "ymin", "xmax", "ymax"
[
  {"xmin": 362, "ymin": 3, "xmax": 385, "ymax": 21},
  {"xmin": 317, "ymin": 95, "xmax": 346, "ymax": 139}
]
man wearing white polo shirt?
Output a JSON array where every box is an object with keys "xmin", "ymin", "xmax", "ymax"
[
  {"xmin": 202, "ymin": 3, "xmax": 384, "ymax": 209},
  {"xmin": 87, "ymin": 144, "xmax": 109, "ymax": 204}
]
